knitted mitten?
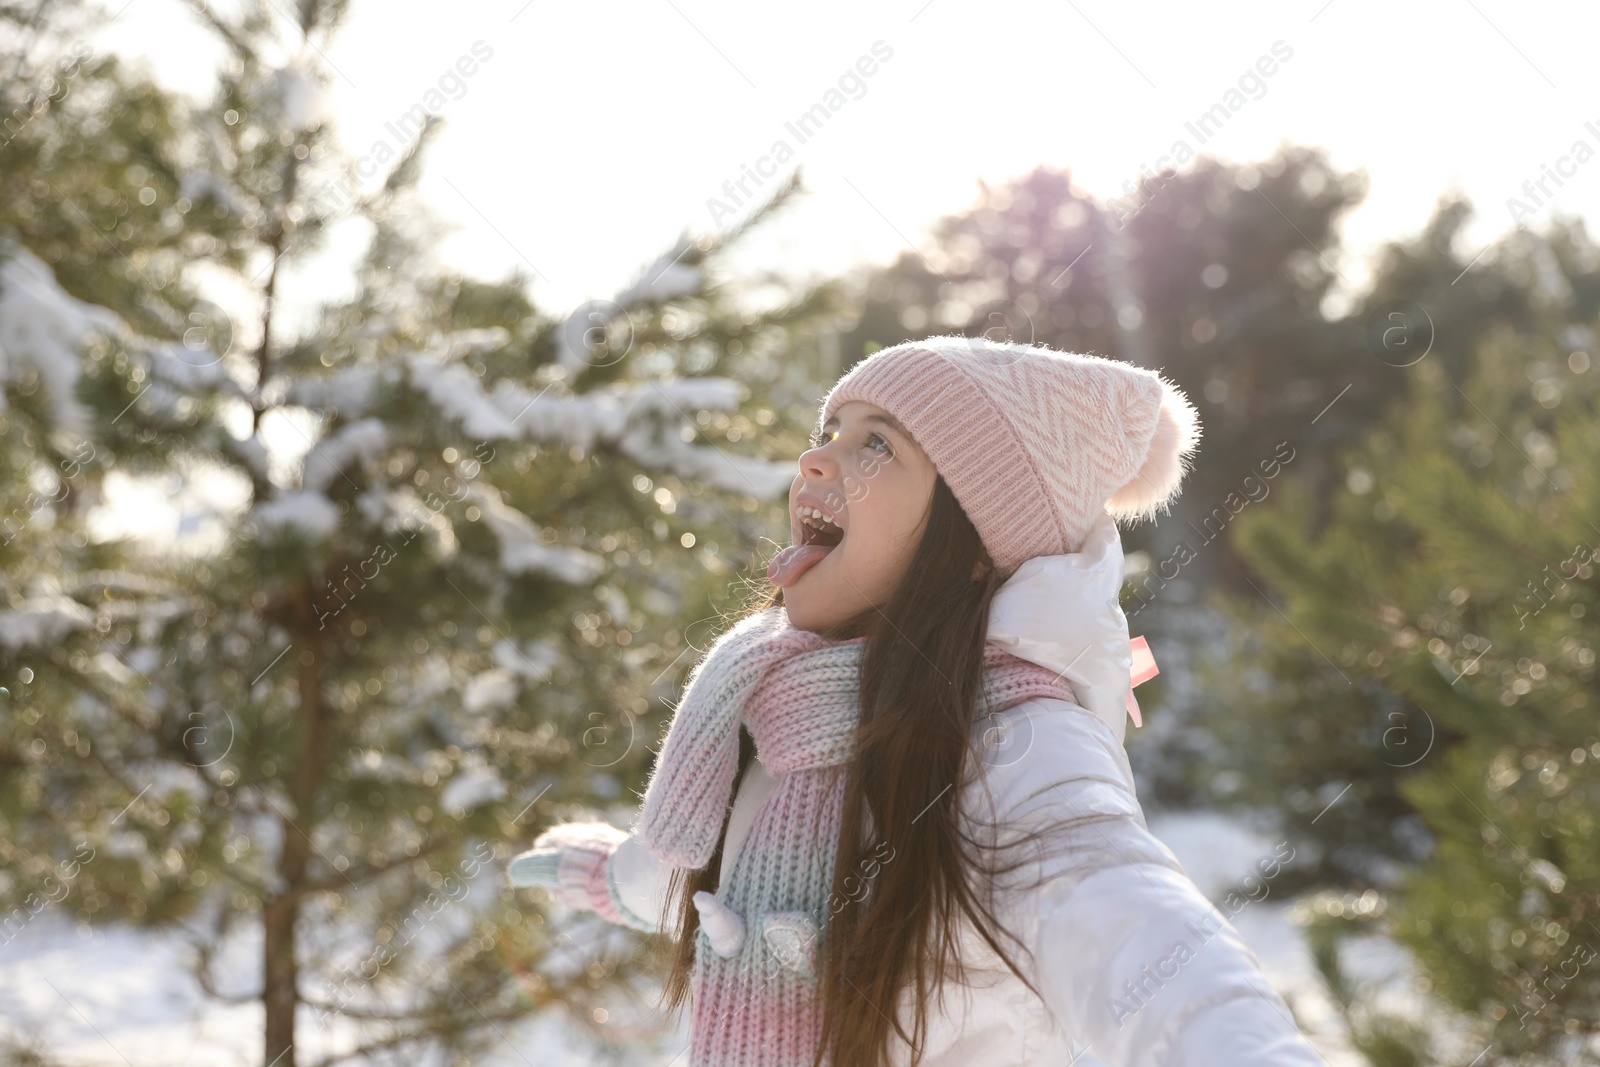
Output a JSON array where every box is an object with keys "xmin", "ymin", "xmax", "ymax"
[{"xmin": 507, "ymin": 821, "xmax": 655, "ymax": 932}]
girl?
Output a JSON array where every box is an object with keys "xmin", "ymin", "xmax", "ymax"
[{"xmin": 510, "ymin": 337, "xmax": 1325, "ymax": 1067}]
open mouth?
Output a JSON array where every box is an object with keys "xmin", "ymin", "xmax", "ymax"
[
  {"xmin": 768, "ymin": 505, "xmax": 845, "ymax": 588},
  {"xmin": 798, "ymin": 506, "xmax": 845, "ymax": 548}
]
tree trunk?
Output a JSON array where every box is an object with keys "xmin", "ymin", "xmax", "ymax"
[
  {"xmin": 263, "ymin": 580, "xmax": 329, "ymax": 1067},
  {"xmin": 262, "ymin": 873, "xmax": 303, "ymax": 1067}
]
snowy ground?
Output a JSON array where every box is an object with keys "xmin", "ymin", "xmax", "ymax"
[
  {"xmin": 1, "ymin": 811, "xmax": 1376, "ymax": 1066},
  {"xmin": 1143, "ymin": 810, "xmax": 1364, "ymax": 1067},
  {"xmin": 0, "ymin": 909, "xmax": 687, "ymax": 1067}
]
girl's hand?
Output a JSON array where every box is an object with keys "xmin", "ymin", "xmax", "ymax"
[{"xmin": 507, "ymin": 821, "xmax": 656, "ymax": 931}]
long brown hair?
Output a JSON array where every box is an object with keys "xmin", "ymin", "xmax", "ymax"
[{"xmin": 653, "ymin": 473, "xmax": 1088, "ymax": 1066}]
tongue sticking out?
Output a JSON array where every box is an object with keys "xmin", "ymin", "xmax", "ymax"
[{"xmin": 768, "ymin": 543, "xmax": 834, "ymax": 588}]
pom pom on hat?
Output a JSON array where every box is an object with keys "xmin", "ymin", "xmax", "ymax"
[{"xmin": 1104, "ymin": 374, "xmax": 1201, "ymax": 523}]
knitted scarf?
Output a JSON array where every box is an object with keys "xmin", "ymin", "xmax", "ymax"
[{"xmin": 634, "ymin": 604, "xmax": 1078, "ymax": 1067}]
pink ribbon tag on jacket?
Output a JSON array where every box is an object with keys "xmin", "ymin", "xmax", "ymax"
[{"xmin": 1126, "ymin": 635, "xmax": 1158, "ymax": 729}]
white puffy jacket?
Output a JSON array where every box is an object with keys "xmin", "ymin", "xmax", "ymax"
[{"xmin": 552, "ymin": 515, "xmax": 1325, "ymax": 1065}]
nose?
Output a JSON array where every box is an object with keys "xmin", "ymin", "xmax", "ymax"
[
  {"xmin": 796, "ymin": 442, "xmax": 850, "ymax": 515},
  {"xmin": 798, "ymin": 439, "xmax": 837, "ymax": 479}
]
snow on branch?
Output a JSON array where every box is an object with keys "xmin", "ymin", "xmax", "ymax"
[
  {"xmin": 302, "ymin": 417, "xmax": 388, "ymax": 492},
  {"xmin": 439, "ymin": 752, "xmax": 506, "ymax": 813},
  {"xmin": 249, "ymin": 489, "xmax": 341, "ymax": 541},
  {"xmin": 615, "ymin": 416, "xmax": 793, "ymax": 497},
  {"xmin": 612, "ymin": 234, "xmax": 703, "ymax": 310},
  {"xmin": 0, "ymin": 241, "xmax": 246, "ymax": 434},
  {"xmin": 462, "ymin": 483, "xmax": 605, "ymax": 584},
  {"xmin": 407, "ymin": 355, "xmax": 522, "ymax": 440},
  {"xmin": 553, "ymin": 234, "xmax": 704, "ymax": 373},
  {"xmin": 409, "ymin": 366, "xmax": 794, "ymax": 497},
  {"xmin": 0, "ymin": 594, "xmax": 97, "ymax": 650},
  {"xmin": 285, "ymin": 363, "xmax": 388, "ymax": 416},
  {"xmin": 490, "ymin": 635, "xmax": 563, "ymax": 684},
  {"xmin": 0, "ymin": 242, "xmax": 123, "ymax": 432}
]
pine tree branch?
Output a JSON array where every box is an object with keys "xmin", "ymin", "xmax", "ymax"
[
  {"xmin": 300, "ymin": 1016, "xmax": 496, "ymax": 1067},
  {"xmin": 2, "ymin": 0, "xmax": 53, "ymax": 87},
  {"xmin": 294, "ymin": 996, "xmax": 439, "ymax": 1023},
  {"xmin": 304, "ymin": 959, "xmax": 567, "ymax": 1065},
  {"xmin": 62, "ymin": 669, "xmax": 161, "ymax": 733},
  {"xmin": 298, "ymin": 835, "xmax": 452, "ymax": 895},
  {"xmin": 700, "ymin": 166, "xmax": 806, "ymax": 259},
  {"xmin": 1435, "ymin": 494, "xmax": 1570, "ymax": 570},
  {"xmin": 33, "ymin": 707, "xmax": 160, "ymax": 802},
  {"xmin": 188, "ymin": 7, "xmax": 255, "ymax": 66},
  {"xmin": 345, "ymin": 112, "xmax": 446, "ymax": 218},
  {"xmin": 189, "ymin": 911, "xmax": 264, "ymax": 1005}
]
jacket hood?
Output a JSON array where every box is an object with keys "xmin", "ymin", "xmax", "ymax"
[{"xmin": 985, "ymin": 511, "xmax": 1137, "ymax": 745}]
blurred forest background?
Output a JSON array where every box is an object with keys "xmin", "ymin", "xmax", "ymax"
[{"xmin": 1, "ymin": 1, "xmax": 1596, "ymax": 1066}]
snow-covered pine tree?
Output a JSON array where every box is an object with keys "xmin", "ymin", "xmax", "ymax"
[
  {"xmin": 2, "ymin": 0, "xmax": 259, "ymax": 987},
  {"xmin": 1, "ymin": 2, "xmax": 848, "ymax": 1063}
]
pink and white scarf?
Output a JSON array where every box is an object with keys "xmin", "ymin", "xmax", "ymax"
[{"xmin": 634, "ymin": 605, "xmax": 1078, "ymax": 1066}]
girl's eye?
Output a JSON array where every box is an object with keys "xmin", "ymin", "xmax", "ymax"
[{"xmin": 808, "ymin": 429, "xmax": 893, "ymax": 456}]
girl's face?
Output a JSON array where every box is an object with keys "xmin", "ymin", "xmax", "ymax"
[{"xmin": 770, "ymin": 401, "xmax": 939, "ymax": 634}]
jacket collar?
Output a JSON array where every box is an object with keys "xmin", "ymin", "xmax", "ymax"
[{"xmin": 986, "ymin": 512, "xmax": 1136, "ymax": 745}]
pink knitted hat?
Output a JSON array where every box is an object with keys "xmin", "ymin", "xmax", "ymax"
[{"xmin": 818, "ymin": 335, "xmax": 1201, "ymax": 579}]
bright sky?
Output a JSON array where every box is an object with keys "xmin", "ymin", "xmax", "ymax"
[{"xmin": 90, "ymin": 0, "xmax": 1600, "ymax": 339}]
